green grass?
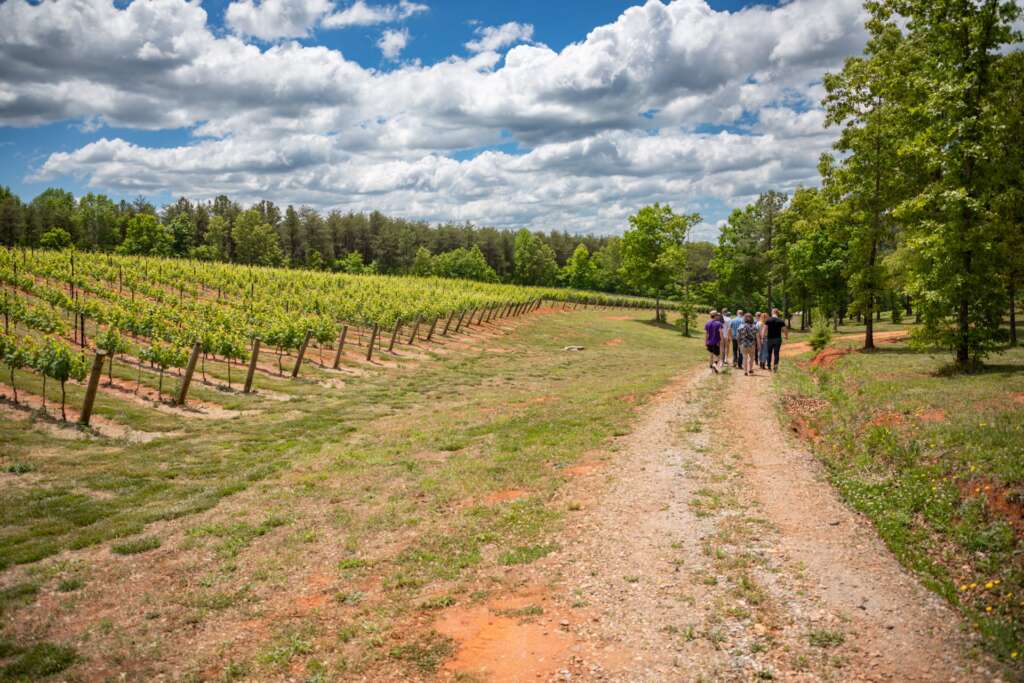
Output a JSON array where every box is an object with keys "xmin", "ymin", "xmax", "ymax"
[
  {"xmin": 0, "ymin": 642, "xmax": 77, "ymax": 681},
  {"xmin": 776, "ymin": 338, "xmax": 1024, "ymax": 664},
  {"xmin": 110, "ymin": 536, "xmax": 161, "ymax": 555}
]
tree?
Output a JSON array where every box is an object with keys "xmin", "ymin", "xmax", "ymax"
[
  {"xmin": 410, "ymin": 246, "xmax": 435, "ymax": 276},
  {"xmin": 193, "ymin": 214, "xmax": 230, "ymax": 261},
  {"xmin": 39, "ymin": 227, "xmax": 73, "ymax": 250},
  {"xmin": 882, "ymin": 0, "xmax": 1021, "ymax": 366},
  {"xmin": 279, "ymin": 205, "xmax": 306, "ymax": 266},
  {"xmin": 711, "ymin": 205, "xmax": 767, "ymax": 310},
  {"xmin": 783, "ymin": 187, "xmax": 848, "ymax": 330},
  {"xmin": 821, "ymin": 9, "xmax": 914, "ymax": 350},
  {"xmin": 433, "ymin": 246, "xmax": 499, "ymax": 282},
  {"xmin": 513, "ymin": 229, "xmax": 559, "ymax": 286},
  {"xmin": 30, "ymin": 188, "xmax": 76, "ymax": 245},
  {"xmin": 0, "ymin": 187, "xmax": 27, "ymax": 246},
  {"xmin": 591, "ymin": 238, "xmax": 626, "ymax": 293},
  {"xmin": 75, "ymin": 193, "xmax": 119, "ymax": 250},
  {"xmin": 990, "ymin": 50, "xmax": 1024, "ymax": 346},
  {"xmin": 562, "ymin": 243, "xmax": 595, "ymax": 290},
  {"xmin": 621, "ymin": 204, "xmax": 701, "ymax": 322},
  {"xmin": 233, "ymin": 209, "xmax": 284, "ymax": 266},
  {"xmin": 167, "ymin": 213, "xmax": 196, "ymax": 256},
  {"xmin": 753, "ymin": 191, "xmax": 788, "ymax": 310},
  {"xmin": 117, "ymin": 214, "xmax": 173, "ymax": 256}
]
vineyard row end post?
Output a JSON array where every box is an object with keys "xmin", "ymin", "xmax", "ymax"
[
  {"xmin": 292, "ymin": 330, "xmax": 314, "ymax": 378},
  {"xmin": 442, "ymin": 311, "xmax": 455, "ymax": 336},
  {"xmin": 175, "ymin": 341, "xmax": 203, "ymax": 407},
  {"xmin": 78, "ymin": 349, "xmax": 107, "ymax": 427},
  {"xmin": 244, "ymin": 338, "xmax": 261, "ymax": 394},
  {"xmin": 388, "ymin": 319, "xmax": 402, "ymax": 352},
  {"xmin": 366, "ymin": 323, "xmax": 379, "ymax": 361},
  {"xmin": 426, "ymin": 317, "xmax": 438, "ymax": 341},
  {"xmin": 332, "ymin": 326, "xmax": 348, "ymax": 369},
  {"xmin": 407, "ymin": 318, "xmax": 421, "ymax": 345}
]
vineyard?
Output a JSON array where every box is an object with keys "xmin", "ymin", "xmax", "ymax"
[{"xmin": 0, "ymin": 247, "xmax": 660, "ymax": 429}]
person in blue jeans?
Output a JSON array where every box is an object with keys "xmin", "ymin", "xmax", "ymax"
[
  {"xmin": 729, "ymin": 309, "xmax": 744, "ymax": 367},
  {"xmin": 763, "ymin": 308, "xmax": 788, "ymax": 371}
]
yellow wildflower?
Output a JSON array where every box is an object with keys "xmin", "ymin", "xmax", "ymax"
[{"xmin": 986, "ymin": 581, "xmax": 995, "ymax": 590}]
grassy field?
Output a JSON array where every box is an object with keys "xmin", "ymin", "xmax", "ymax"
[
  {"xmin": 775, "ymin": 325, "xmax": 1024, "ymax": 664},
  {"xmin": 0, "ymin": 309, "xmax": 704, "ymax": 680}
]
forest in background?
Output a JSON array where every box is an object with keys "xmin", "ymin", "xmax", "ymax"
[{"xmin": 0, "ymin": 187, "xmax": 715, "ymax": 297}]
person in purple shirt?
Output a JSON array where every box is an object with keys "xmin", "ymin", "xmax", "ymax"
[{"xmin": 704, "ymin": 310, "xmax": 723, "ymax": 373}]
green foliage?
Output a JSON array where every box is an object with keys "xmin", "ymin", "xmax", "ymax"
[
  {"xmin": 432, "ymin": 245, "xmax": 499, "ymax": 283},
  {"xmin": 621, "ymin": 204, "xmax": 701, "ymax": 304},
  {"xmin": 232, "ymin": 209, "xmax": 284, "ymax": 266},
  {"xmin": 38, "ymin": 227, "xmax": 72, "ymax": 250},
  {"xmin": 513, "ymin": 229, "xmax": 559, "ymax": 286},
  {"xmin": 809, "ymin": 311, "xmax": 832, "ymax": 353},
  {"xmin": 118, "ymin": 214, "xmax": 173, "ymax": 256},
  {"xmin": 561, "ymin": 243, "xmax": 595, "ymax": 290}
]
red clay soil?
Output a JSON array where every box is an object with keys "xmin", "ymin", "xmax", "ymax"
[
  {"xmin": 960, "ymin": 479, "xmax": 1024, "ymax": 538},
  {"xmin": 1011, "ymin": 392, "xmax": 1024, "ymax": 405},
  {"xmin": 482, "ymin": 489, "xmax": 529, "ymax": 504},
  {"xmin": 867, "ymin": 410, "xmax": 905, "ymax": 428},
  {"xmin": 433, "ymin": 587, "xmax": 579, "ymax": 682},
  {"xmin": 810, "ymin": 346, "xmax": 853, "ymax": 368},
  {"xmin": 782, "ymin": 330, "xmax": 910, "ymax": 358},
  {"xmin": 604, "ymin": 338, "xmax": 624, "ymax": 346},
  {"xmin": 562, "ymin": 462, "xmax": 606, "ymax": 477},
  {"xmin": 917, "ymin": 408, "xmax": 948, "ymax": 423}
]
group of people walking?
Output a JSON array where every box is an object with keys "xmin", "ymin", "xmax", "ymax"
[{"xmin": 703, "ymin": 309, "xmax": 789, "ymax": 376}]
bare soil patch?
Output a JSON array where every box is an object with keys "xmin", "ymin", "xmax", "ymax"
[
  {"xmin": 434, "ymin": 587, "xmax": 578, "ymax": 681},
  {"xmin": 811, "ymin": 346, "xmax": 853, "ymax": 368},
  {"xmin": 918, "ymin": 408, "xmax": 948, "ymax": 423},
  {"xmin": 483, "ymin": 489, "xmax": 529, "ymax": 504}
]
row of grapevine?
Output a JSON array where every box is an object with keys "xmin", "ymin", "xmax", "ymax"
[{"xmin": 0, "ymin": 247, "xmax": 664, "ymax": 425}]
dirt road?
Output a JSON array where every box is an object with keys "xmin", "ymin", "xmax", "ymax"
[{"xmin": 439, "ymin": 366, "xmax": 1001, "ymax": 681}]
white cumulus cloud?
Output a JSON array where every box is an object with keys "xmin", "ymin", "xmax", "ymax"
[
  {"xmin": 377, "ymin": 28, "xmax": 410, "ymax": 60},
  {"xmin": 465, "ymin": 22, "xmax": 535, "ymax": 53},
  {"xmin": 322, "ymin": 0, "xmax": 427, "ymax": 28},
  {"xmin": 225, "ymin": 0, "xmax": 334, "ymax": 40}
]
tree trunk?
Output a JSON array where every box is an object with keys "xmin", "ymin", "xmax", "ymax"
[{"xmin": 1010, "ymin": 280, "xmax": 1018, "ymax": 347}]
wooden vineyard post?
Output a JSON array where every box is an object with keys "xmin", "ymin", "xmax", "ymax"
[
  {"xmin": 332, "ymin": 326, "xmax": 348, "ymax": 369},
  {"xmin": 477, "ymin": 308, "xmax": 486, "ymax": 325},
  {"xmin": 366, "ymin": 324, "xmax": 379, "ymax": 361},
  {"xmin": 388, "ymin": 319, "xmax": 402, "ymax": 352},
  {"xmin": 78, "ymin": 350, "xmax": 107, "ymax": 427},
  {"xmin": 244, "ymin": 338, "xmax": 261, "ymax": 394},
  {"xmin": 407, "ymin": 318, "xmax": 421, "ymax": 345},
  {"xmin": 442, "ymin": 311, "xmax": 455, "ymax": 336},
  {"xmin": 292, "ymin": 331, "xmax": 313, "ymax": 378},
  {"xmin": 175, "ymin": 342, "xmax": 202, "ymax": 407},
  {"xmin": 426, "ymin": 317, "xmax": 438, "ymax": 341},
  {"xmin": 455, "ymin": 310, "xmax": 467, "ymax": 333}
]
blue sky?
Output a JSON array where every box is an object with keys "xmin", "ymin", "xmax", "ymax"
[{"xmin": 0, "ymin": 0, "xmax": 860, "ymax": 239}]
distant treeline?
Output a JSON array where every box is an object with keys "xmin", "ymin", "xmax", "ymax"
[{"xmin": 0, "ymin": 187, "xmax": 715, "ymax": 295}]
